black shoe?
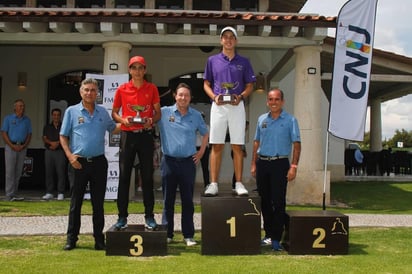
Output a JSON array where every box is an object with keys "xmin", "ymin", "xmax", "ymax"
[
  {"xmin": 63, "ymin": 242, "xmax": 76, "ymax": 251},
  {"xmin": 8, "ymin": 196, "xmax": 25, "ymax": 201},
  {"xmin": 94, "ymin": 242, "xmax": 106, "ymax": 250}
]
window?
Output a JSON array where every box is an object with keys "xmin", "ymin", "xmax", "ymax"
[
  {"xmin": 156, "ymin": 0, "xmax": 183, "ymax": 10},
  {"xmin": 0, "ymin": 0, "xmax": 25, "ymax": 7},
  {"xmin": 37, "ymin": 0, "xmax": 66, "ymax": 8},
  {"xmin": 76, "ymin": 0, "xmax": 105, "ymax": 8},
  {"xmin": 193, "ymin": 0, "xmax": 221, "ymax": 11},
  {"xmin": 231, "ymin": 0, "xmax": 258, "ymax": 11},
  {"xmin": 115, "ymin": 0, "xmax": 145, "ymax": 8}
]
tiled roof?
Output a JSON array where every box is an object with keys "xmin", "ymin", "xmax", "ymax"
[{"xmin": 0, "ymin": 9, "xmax": 336, "ymax": 27}]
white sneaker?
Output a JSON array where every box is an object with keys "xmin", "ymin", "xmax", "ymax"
[
  {"xmin": 137, "ymin": 186, "xmax": 143, "ymax": 192},
  {"xmin": 204, "ymin": 182, "xmax": 218, "ymax": 196},
  {"xmin": 57, "ymin": 194, "xmax": 64, "ymax": 201},
  {"xmin": 235, "ymin": 182, "xmax": 248, "ymax": 196},
  {"xmin": 184, "ymin": 238, "xmax": 197, "ymax": 246},
  {"xmin": 42, "ymin": 193, "xmax": 54, "ymax": 200},
  {"xmin": 167, "ymin": 238, "xmax": 173, "ymax": 244},
  {"xmin": 261, "ymin": 237, "xmax": 272, "ymax": 246}
]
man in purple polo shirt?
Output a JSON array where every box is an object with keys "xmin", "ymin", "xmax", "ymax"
[{"xmin": 203, "ymin": 26, "xmax": 256, "ymax": 197}]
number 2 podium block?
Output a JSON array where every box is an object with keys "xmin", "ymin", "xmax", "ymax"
[
  {"xmin": 201, "ymin": 193, "xmax": 261, "ymax": 255},
  {"xmin": 285, "ymin": 210, "xmax": 349, "ymax": 255},
  {"xmin": 106, "ymin": 224, "xmax": 167, "ymax": 256}
]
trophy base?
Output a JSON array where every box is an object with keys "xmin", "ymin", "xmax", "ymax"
[
  {"xmin": 218, "ymin": 94, "xmax": 235, "ymax": 104},
  {"xmin": 129, "ymin": 117, "xmax": 147, "ymax": 124}
]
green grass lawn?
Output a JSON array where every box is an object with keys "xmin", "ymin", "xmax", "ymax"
[
  {"xmin": 0, "ymin": 181, "xmax": 411, "ymax": 273},
  {"xmin": 0, "ymin": 228, "xmax": 411, "ymax": 274},
  {"xmin": 1, "ymin": 181, "xmax": 412, "ymax": 216},
  {"xmin": 330, "ymin": 181, "xmax": 412, "ymax": 213}
]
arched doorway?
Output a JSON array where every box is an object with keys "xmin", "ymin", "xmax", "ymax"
[
  {"xmin": 46, "ymin": 69, "xmax": 101, "ymax": 123},
  {"xmin": 166, "ymin": 71, "xmax": 211, "ymax": 123}
]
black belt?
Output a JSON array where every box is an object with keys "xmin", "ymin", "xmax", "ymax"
[
  {"xmin": 165, "ymin": 155, "xmax": 193, "ymax": 162},
  {"xmin": 11, "ymin": 141, "xmax": 23, "ymax": 145},
  {"xmin": 258, "ymin": 155, "xmax": 288, "ymax": 161},
  {"xmin": 130, "ymin": 128, "xmax": 152, "ymax": 133},
  {"xmin": 78, "ymin": 155, "xmax": 105, "ymax": 162}
]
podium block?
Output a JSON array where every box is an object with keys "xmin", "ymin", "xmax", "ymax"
[
  {"xmin": 286, "ymin": 210, "xmax": 349, "ymax": 255},
  {"xmin": 201, "ymin": 193, "xmax": 261, "ymax": 255},
  {"xmin": 106, "ymin": 224, "xmax": 167, "ymax": 256}
]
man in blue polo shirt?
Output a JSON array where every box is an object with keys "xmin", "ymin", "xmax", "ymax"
[
  {"xmin": 203, "ymin": 26, "xmax": 256, "ymax": 197},
  {"xmin": 251, "ymin": 89, "xmax": 301, "ymax": 251},
  {"xmin": 60, "ymin": 78, "xmax": 120, "ymax": 251},
  {"xmin": 157, "ymin": 83, "xmax": 209, "ymax": 246},
  {"xmin": 1, "ymin": 99, "xmax": 32, "ymax": 201}
]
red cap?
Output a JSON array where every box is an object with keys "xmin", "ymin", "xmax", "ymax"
[{"xmin": 128, "ymin": 56, "xmax": 146, "ymax": 68}]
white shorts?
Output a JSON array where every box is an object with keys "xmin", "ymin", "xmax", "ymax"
[{"xmin": 209, "ymin": 101, "xmax": 245, "ymax": 145}]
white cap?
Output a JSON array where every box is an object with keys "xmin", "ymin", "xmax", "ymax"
[{"xmin": 220, "ymin": 26, "xmax": 237, "ymax": 39}]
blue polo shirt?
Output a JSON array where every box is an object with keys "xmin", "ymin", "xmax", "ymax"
[
  {"xmin": 1, "ymin": 114, "xmax": 32, "ymax": 143},
  {"xmin": 60, "ymin": 102, "xmax": 116, "ymax": 158},
  {"xmin": 254, "ymin": 110, "xmax": 301, "ymax": 156},
  {"xmin": 204, "ymin": 52, "xmax": 256, "ymax": 96},
  {"xmin": 157, "ymin": 105, "xmax": 208, "ymax": 158}
]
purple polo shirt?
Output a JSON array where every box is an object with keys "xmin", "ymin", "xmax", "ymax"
[{"xmin": 204, "ymin": 52, "xmax": 256, "ymax": 96}]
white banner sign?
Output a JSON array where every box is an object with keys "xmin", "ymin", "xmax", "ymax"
[
  {"xmin": 85, "ymin": 73, "xmax": 128, "ymax": 199},
  {"xmin": 328, "ymin": 0, "xmax": 378, "ymax": 141}
]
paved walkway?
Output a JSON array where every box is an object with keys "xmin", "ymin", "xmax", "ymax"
[
  {"xmin": 1, "ymin": 213, "xmax": 412, "ymax": 236},
  {"xmin": 1, "ymin": 185, "xmax": 412, "ymax": 236}
]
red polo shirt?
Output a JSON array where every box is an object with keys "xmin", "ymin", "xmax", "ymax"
[{"xmin": 113, "ymin": 80, "xmax": 160, "ymax": 131}]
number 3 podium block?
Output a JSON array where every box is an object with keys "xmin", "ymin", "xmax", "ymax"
[
  {"xmin": 201, "ymin": 194, "xmax": 261, "ymax": 255},
  {"xmin": 106, "ymin": 224, "xmax": 167, "ymax": 256},
  {"xmin": 285, "ymin": 210, "xmax": 349, "ymax": 255}
]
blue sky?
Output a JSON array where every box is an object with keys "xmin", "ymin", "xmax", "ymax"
[{"xmin": 301, "ymin": 0, "xmax": 412, "ymax": 139}]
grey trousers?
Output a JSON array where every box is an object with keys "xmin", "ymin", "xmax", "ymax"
[
  {"xmin": 44, "ymin": 149, "xmax": 67, "ymax": 194},
  {"xmin": 4, "ymin": 145, "xmax": 26, "ymax": 197}
]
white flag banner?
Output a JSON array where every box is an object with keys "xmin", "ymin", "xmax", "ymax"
[
  {"xmin": 85, "ymin": 73, "xmax": 128, "ymax": 200},
  {"xmin": 328, "ymin": 0, "xmax": 378, "ymax": 141}
]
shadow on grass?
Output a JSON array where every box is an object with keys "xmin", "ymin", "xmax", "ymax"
[
  {"xmin": 331, "ymin": 181, "xmax": 412, "ymax": 213},
  {"xmin": 348, "ymin": 243, "xmax": 368, "ymax": 255},
  {"xmin": 167, "ymin": 242, "xmax": 200, "ymax": 256}
]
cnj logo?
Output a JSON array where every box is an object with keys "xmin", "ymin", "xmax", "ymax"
[{"xmin": 339, "ymin": 24, "xmax": 372, "ymax": 100}]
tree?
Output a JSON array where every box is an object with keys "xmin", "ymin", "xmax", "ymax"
[
  {"xmin": 387, "ymin": 129, "xmax": 412, "ymax": 148},
  {"xmin": 359, "ymin": 131, "xmax": 370, "ymax": 150}
]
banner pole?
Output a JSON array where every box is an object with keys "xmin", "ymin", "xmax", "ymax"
[{"xmin": 322, "ymin": 131, "xmax": 330, "ymax": 210}]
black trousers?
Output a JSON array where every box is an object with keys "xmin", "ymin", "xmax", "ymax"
[
  {"xmin": 117, "ymin": 130, "xmax": 154, "ymax": 219},
  {"xmin": 256, "ymin": 158, "xmax": 289, "ymax": 242},
  {"xmin": 66, "ymin": 155, "xmax": 108, "ymax": 244}
]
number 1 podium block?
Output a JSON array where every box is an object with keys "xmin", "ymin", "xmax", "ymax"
[
  {"xmin": 106, "ymin": 224, "xmax": 167, "ymax": 256},
  {"xmin": 285, "ymin": 210, "xmax": 349, "ymax": 255},
  {"xmin": 201, "ymin": 193, "xmax": 261, "ymax": 255}
]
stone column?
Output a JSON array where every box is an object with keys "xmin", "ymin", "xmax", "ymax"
[
  {"xmin": 102, "ymin": 42, "xmax": 132, "ymax": 75},
  {"xmin": 102, "ymin": 41, "xmax": 132, "ymax": 197},
  {"xmin": 370, "ymin": 98, "xmax": 382, "ymax": 152},
  {"xmin": 287, "ymin": 45, "xmax": 330, "ymax": 205}
]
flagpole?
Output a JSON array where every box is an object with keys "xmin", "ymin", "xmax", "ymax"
[{"xmin": 322, "ymin": 131, "xmax": 330, "ymax": 210}]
